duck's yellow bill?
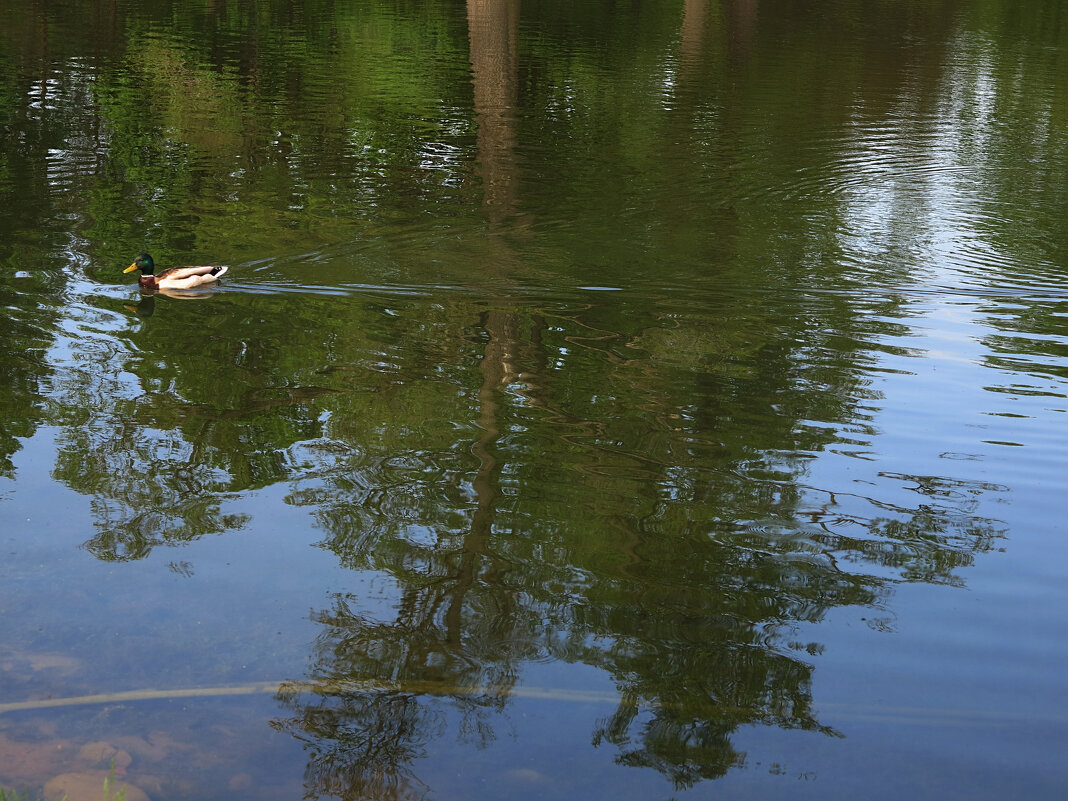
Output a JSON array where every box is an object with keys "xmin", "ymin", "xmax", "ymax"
[{"xmin": 124, "ymin": 263, "xmax": 139, "ymax": 273}]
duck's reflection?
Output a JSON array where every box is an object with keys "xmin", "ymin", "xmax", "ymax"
[{"xmin": 123, "ymin": 287, "xmax": 223, "ymax": 317}]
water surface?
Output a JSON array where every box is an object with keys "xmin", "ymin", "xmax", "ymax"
[{"xmin": 1, "ymin": 1, "xmax": 1066, "ymax": 799}]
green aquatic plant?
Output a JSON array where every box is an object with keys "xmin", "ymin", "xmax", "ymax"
[
  {"xmin": 0, "ymin": 762, "xmax": 126, "ymax": 801},
  {"xmin": 0, "ymin": 790, "xmax": 50, "ymax": 801},
  {"xmin": 103, "ymin": 763, "xmax": 126, "ymax": 801}
]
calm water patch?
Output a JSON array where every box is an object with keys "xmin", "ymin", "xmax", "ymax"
[{"xmin": 1, "ymin": 0, "xmax": 1067, "ymax": 799}]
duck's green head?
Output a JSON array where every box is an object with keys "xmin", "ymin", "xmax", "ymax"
[{"xmin": 124, "ymin": 253, "xmax": 155, "ymax": 275}]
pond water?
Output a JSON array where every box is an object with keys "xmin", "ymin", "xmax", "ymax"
[{"xmin": 1, "ymin": 0, "xmax": 1066, "ymax": 799}]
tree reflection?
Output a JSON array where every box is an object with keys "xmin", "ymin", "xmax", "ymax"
[
  {"xmin": 280, "ymin": 691, "xmax": 441, "ymax": 801},
  {"xmin": 0, "ymin": 0, "xmax": 1054, "ymax": 796},
  {"xmin": 0, "ymin": 288, "xmax": 50, "ymax": 478},
  {"xmin": 467, "ymin": 0, "xmax": 521, "ymax": 219},
  {"xmin": 266, "ymin": 280, "xmax": 1012, "ymax": 795},
  {"xmin": 45, "ymin": 294, "xmax": 351, "ymax": 559}
]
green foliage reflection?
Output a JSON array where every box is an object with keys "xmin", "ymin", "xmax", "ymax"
[{"xmin": 0, "ymin": 0, "xmax": 1060, "ymax": 796}]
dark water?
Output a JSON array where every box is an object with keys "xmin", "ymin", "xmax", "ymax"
[{"xmin": 1, "ymin": 1, "xmax": 1066, "ymax": 799}]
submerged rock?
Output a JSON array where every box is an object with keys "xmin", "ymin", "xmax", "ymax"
[
  {"xmin": 76, "ymin": 742, "xmax": 132, "ymax": 771},
  {"xmin": 43, "ymin": 771, "xmax": 151, "ymax": 801}
]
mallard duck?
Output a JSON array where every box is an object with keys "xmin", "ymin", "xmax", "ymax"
[{"xmin": 124, "ymin": 252, "xmax": 229, "ymax": 290}]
